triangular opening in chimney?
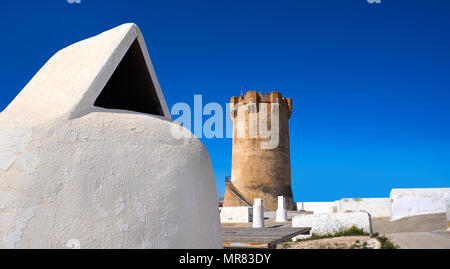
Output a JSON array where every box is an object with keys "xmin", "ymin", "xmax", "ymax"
[{"xmin": 94, "ymin": 39, "xmax": 164, "ymax": 116}]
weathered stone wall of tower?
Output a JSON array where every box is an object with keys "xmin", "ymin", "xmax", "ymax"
[{"xmin": 223, "ymin": 91, "xmax": 295, "ymax": 211}]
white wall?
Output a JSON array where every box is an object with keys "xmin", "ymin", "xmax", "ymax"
[
  {"xmin": 446, "ymin": 195, "xmax": 450, "ymax": 230},
  {"xmin": 220, "ymin": 207, "xmax": 253, "ymax": 223},
  {"xmin": 292, "ymin": 212, "xmax": 372, "ymax": 238},
  {"xmin": 297, "ymin": 198, "xmax": 390, "ymax": 218},
  {"xmin": 296, "ymin": 201, "xmax": 340, "ymax": 214},
  {"xmin": 340, "ymin": 198, "xmax": 391, "ymax": 218},
  {"xmin": 0, "ymin": 113, "xmax": 223, "ymax": 249},
  {"xmin": 390, "ymin": 188, "xmax": 450, "ymax": 221}
]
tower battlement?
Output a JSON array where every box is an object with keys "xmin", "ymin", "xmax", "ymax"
[{"xmin": 230, "ymin": 91, "xmax": 292, "ymax": 118}]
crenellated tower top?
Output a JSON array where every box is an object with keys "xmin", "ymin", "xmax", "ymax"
[{"xmin": 230, "ymin": 91, "xmax": 292, "ymax": 118}]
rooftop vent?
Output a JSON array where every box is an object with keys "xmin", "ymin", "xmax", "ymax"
[{"xmin": 94, "ymin": 39, "xmax": 164, "ymax": 116}]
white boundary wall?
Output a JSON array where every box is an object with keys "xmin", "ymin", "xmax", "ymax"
[
  {"xmin": 340, "ymin": 198, "xmax": 391, "ymax": 218},
  {"xmin": 297, "ymin": 198, "xmax": 390, "ymax": 217},
  {"xmin": 296, "ymin": 188, "xmax": 450, "ymax": 220},
  {"xmin": 390, "ymin": 188, "xmax": 450, "ymax": 221},
  {"xmin": 220, "ymin": 207, "xmax": 253, "ymax": 223},
  {"xmin": 296, "ymin": 201, "xmax": 340, "ymax": 214},
  {"xmin": 292, "ymin": 212, "xmax": 372, "ymax": 238},
  {"xmin": 447, "ymin": 196, "xmax": 450, "ymax": 230}
]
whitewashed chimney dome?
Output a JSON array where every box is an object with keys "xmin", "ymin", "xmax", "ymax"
[{"xmin": 0, "ymin": 23, "xmax": 222, "ymax": 249}]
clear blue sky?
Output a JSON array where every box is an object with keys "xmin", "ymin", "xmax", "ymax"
[{"xmin": 1, "ymin": 0, "xmax": 449, "ymax": 202}]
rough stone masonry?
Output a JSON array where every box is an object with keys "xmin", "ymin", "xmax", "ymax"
[{"xmin": 223, "ymin": 91, "xmax": 295, "ymax": 211}]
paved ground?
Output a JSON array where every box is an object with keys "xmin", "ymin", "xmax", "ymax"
[
  {"xmin": 222, "ymin": 211, "xmax": 450, "ymax": 249},
  {"xmin": 372, "ymin": 213, "xmax": 447, "ymax": 233},
  {"xmin": 385, "ymin": 231, "xmax": 450, "ymax": 249},
  {"xmin": 222, "ymin": 227, "xmax": 310, "ymax": 248},
  {"xmin": 221, "ymin": 211, "xmax": 304, "ymax": 229},
  {"xmin": 371, "ymin": 213, "xmax": 450, "ymax": 249}
]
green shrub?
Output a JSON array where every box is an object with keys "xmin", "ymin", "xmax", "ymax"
[
  {"xmin": 296, "ymin": 225, "xmax": 369, "ymax": 242},
  {"xmin": 340, "ymin": 226, "xmax": 368, "ymax": 236},
  {"xmin": 292, "ymin": 225, "xmax": 398, "ymax": 249},
  {"xmin": 377, "ymin": 236, "xmax": 398, "ymax": 249}
]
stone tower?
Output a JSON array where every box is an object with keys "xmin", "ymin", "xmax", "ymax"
[{"xmin": 223, "ymin": 91, "xmax": 295, "ymax": 211}]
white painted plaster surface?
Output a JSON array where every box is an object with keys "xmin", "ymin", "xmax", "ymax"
[
  {"xmin": 277, "ymin": 196, "xmax": 285, "ymax": 210},
  {"xmin": 276, "ymin": 196, "xmax": 287, "ymax": 222},
  {"xmin": 220, "ymin": 207, "xmax": 252, "ymax": 223},
  {"xmin": 0, "ymin": 23, "xmax": 221, "ymax": 249},
  {"xmin": 297, "ymin": 198, "xmax": 390, "ymax": 218},
  {"xmin": 296, "ymin": 201, "xmax": 340, "ymax": 214},
  {"xmin": 275, "ymin": 209, "xmax": 288, "ymax": 222},
  {"xmin": 292, "ymin": 212, "xmax": 372, "ymax": 238},
  {"xmin": 446, "ymin": 195, "xmax": 450, "ymax": 230},
  {"xmin": 252, "ymin": 199, "xmax": 264, "ymax": 228},
  {"xmin": 390, "ymin": 188, "xmax": 450, "ymax": 221},
  {"xmin": 1, "ymin": 23, "xmax": 170, "ymax": 127},
  {"xmin": 340, "ymin": 198, "xmax": 391, "ymax": 218}
]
